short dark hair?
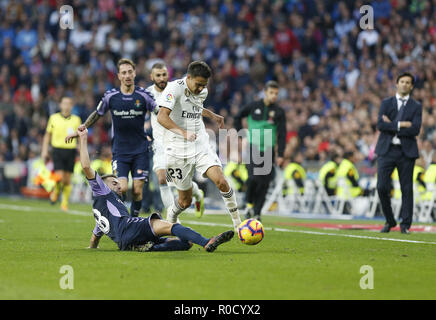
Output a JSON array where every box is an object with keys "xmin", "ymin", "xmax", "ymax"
[
  {"xmin": 101, "ymin": 174, "xmax": 118, "ymax": 181},
  {"xmin": 265, "ymin": 80, "xmax": 279, "ymax": 90},
  {"xmin": 187, "ymin": 61, "xmax": 212, "ymax": 79},
  {"xmin": 151, "ymin": 62, "xmax": 167, "ymax": 70},
  {"xmin": 117, "ymin": 58, "xmax": 136, "ymax": 72},
  {"xmin": 396, "ymin": 72, "xmax": 415, "ymax": 85},
  {"xmin": 343, "ymin": 151, "xmax": 354, "ymax": 160}
]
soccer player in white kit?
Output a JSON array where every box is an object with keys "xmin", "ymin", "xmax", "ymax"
[
  {"xmin": 157, "ymin": 61, "xmax": 242, "ymax": 231},
  {"xmin": 147, "ymin": 63, "xmax": 205, "ymax": 217}
]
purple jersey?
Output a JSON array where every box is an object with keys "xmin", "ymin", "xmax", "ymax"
[
  {"xmin": 88, "ymin": 173, "xmax": 129, "ymax": 243},
  {"xmin": 88, "ymin": 173, "xmax": 161, "ymax": 250},
  {"xmin": 97, "ymin": 86, "xmax": 156, "ymax": 155}
]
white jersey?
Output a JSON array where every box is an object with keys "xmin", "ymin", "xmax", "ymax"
[
  {"xmin": 156, "ymin": 77, "xmax": 209, "ymax": 159},
  {"xmin": 147, "ymin": 84, "xmax": 165, "ymax": 145}
]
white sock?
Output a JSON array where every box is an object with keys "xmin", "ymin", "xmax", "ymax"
[
  {"xmin": 220, "ymin": 188, "xmax": 241, "ymax": 230},
  {"xmin": 167, "ymin": 199, "xmax": 184, "ymax": 223},
  {"xmin": 159, "ymin": 184, "xmax": 174, "ymax": 209},
  {"xmin": 192, "ymin": 181, "xmax": 202, "ymax": 201}
]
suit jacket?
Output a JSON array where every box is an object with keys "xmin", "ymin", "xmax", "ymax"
[{"xmin": 375, "ymin": 96, "xmax": 422, "ymax": 159}]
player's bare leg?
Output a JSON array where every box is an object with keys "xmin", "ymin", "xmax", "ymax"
[
  {"xmin": 166, "ymin": 188, "xmax": 192, "ymax": 223},
  {"xmin": 118, "ymin": 178, "xmax": 129, "ymax": 204},
  {"xmin": 50, "ymin": 170, "xmax": 64, "ymax": 204},
  {"xmin": 118, "ymin": 177, "xmax": 144, "ymax": 217},
  {"xmin": 131, "ymin": 178, "xmax": 144, "ymax": 217},
  {"xmin": 206, "ymin": 165, "xmax": 241, "ymax": 231},
  {"xmin": 119, "ymin": 177, "xmax": 129, "ymax": 195},
  {"xmin": 156, "ymin": 168, "xmax": 203, "ymax": 217},
  {"xmin": 60, "ymin": 171, "xmax": 72, "ymax": 211}
]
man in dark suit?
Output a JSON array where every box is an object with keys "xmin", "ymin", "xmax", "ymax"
[{"xmin": 375, "ymin": 72, "xmax": 422, "ymax": 234}]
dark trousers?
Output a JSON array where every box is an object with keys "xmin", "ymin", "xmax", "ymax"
[
  {"xmin": 376, "ymin": 145, "xmax": 415, "ymax": 229},
  {"xmin": 245, "ymin": 146, "xmax": 275, "ymax": 216}
]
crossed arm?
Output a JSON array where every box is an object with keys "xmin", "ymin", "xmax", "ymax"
[{"xmin": 377, "ymin": 100, "xmax": 422, "ymax": 137}]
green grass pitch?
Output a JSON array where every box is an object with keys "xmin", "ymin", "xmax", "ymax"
[{"xmin": 1, "ymin": 197, "xmax": 436, "ymax": 300}]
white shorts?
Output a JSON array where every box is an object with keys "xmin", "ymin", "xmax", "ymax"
[
  {"xmin": 165, "ymin": 145, "xmax": 222, "ymax": 191},
  {"xmin": 152, "ymin": 141, "xmax": 167, "ymax": 172}
]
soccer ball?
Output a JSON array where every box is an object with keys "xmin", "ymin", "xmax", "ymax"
[{"xmin": 237, "ymin": 219, "xmax": 264, "ymax": 245}]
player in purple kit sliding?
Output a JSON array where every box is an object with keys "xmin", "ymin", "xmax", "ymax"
[
  {"xmin": 66, "ymin": 58, "xmax": 155, "ymax": 217},
  {"xmin": 76, "ymin": 126, "xmax": 234, "ymax": 252}
]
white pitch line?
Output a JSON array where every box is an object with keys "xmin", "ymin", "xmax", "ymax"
[
  {"xmin": 269, "ymin": 227, "xmax": 436, "ymax": 245},
  {"xmin": 0, "ymin": 203, "xmax": 90, "ymax": 216},
  {"xmin": 182, "ymin": 220, "xmax": 436, "ymax": 245},
  {"xmin": 2, "ymin": 203, "xmax": 436, "ymax": 245}
]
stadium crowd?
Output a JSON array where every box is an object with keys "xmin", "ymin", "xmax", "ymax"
[{"xmin": 0, "ymin": 0, "xmax": 436, "ymax": 196}]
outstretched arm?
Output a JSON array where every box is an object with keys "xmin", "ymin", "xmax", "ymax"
[
  {"xmin": 77, "ymin": 127, "xmax": 96, "ymax": 180},
  {"xmin": 88, "ymin": 233, "xmax": 101, "ymax": 249},
  {"xmin": 79, "ymin": 127, "xmax": 105, "ymax": 249},
  {"xmin": 65, "ymin": 102, "xmax": 103, "ymax": 143},
  {"xmin": 83, "ymin": 109, "xmax": 102, "ymax": 129}
]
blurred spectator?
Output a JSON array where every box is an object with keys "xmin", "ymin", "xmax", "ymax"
[{"xmin": 274, "ymin": 20, "xmax": 301, "ymax": 64}]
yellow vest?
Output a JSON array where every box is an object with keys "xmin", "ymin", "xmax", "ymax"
[
  {"xmin": 72, "ymin": 161, "xmax": 86, "ymax": 184},
  {"xmin": 424, "ymin": 164, "xmax": 436, "ymax": 184},
  {"xmin": 91, "ymin": 159, "xmax": 113, "ymax": 176},
  {"xmin": 224, "ymin": 162, "xmax": 248, "ymax": 192},
  {"xmin": 391, "ymin": 169, "xmax": 401, "ymax": 199},
  {"xmin": 414, "ymin": 165, "xmax": 426, "ymax": 201},
  {"xmin": 392, "ymin": 166, "xmax": 427, "ymax": 201},
  {"xmin": 423, "ymin": 164, "xmax": 436, "ymax": 200},
  {"xmin": 283, "ymin": 162, "xmax": 306, "ymax": 195},
  {"xmin": 336, "ymin": 159, "xmax": 361, "ymax": 199},
  {"xmin": 319, "ymin": 161, "xmax": 338, "ymax": 191}
]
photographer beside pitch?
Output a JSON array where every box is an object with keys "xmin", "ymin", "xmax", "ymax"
[
  {"xmin": 376, "ymin": 72, "xmax": 422, "ymax": 234},
  {"xmin": 76, "ymin": 126, "xmax": 234, "ymax": 252}
]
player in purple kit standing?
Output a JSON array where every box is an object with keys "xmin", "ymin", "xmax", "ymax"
[{"xmin": 66, "ymin": 58, "xmax": 156, "ymax": 217}]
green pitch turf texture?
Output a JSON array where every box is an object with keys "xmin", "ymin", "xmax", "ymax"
[{"xmin": 1, "ymin": 197, "xmax": 436, "ymax": 300}]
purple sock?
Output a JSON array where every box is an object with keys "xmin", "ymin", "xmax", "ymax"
[{"xmin": 171, "ymin": 223, "xmax": 209, "ymax": 247}]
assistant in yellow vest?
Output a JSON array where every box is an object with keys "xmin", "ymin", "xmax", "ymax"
[
  {"xmin": 423, "ymin": 153, "xmax": 436, "ymax": 201},
  {"xmin": 414, "ymin": 159, "xmax": 427, "ymax": 202},
  {"xmin": 283, "ymin": 152, "xmax": 306, "ymax": 196},
  {"xmin": 318, "ymin": 153, "xmax": 342, "ymax": 196},
  {"xmin": 91, "ymin": 146, "xmax": 113, "ymax": 176},
  {"xmin": 336, "ymin": 152, "xmax": 362, "ymax": 199},
  {"xmin": 41, "ymin": 97, "xmax": 81, "ymax": 211},
  {"xmin": 72, "ymin": 160, "xmax": 86, "ymax": 185},
  {"xmin": 391, "ymin": 160, "xmax": 427, "ymax": 201},
  {"xmin": 223, "ymin": 161, "xmax": 248, "ymax": 193},
  {"xmin": 391, "ymin": 168, "xmax": 401, "ymax": 199}
]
